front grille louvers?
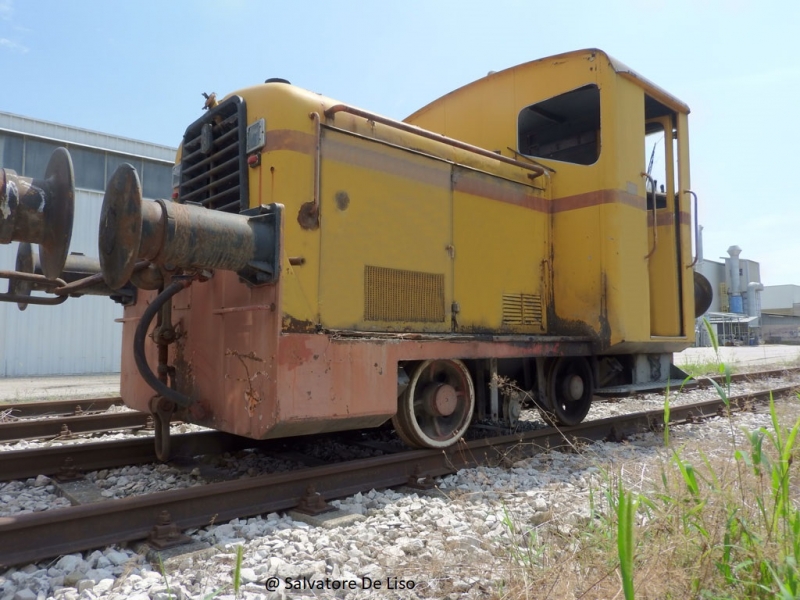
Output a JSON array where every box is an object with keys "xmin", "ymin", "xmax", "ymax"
[{"xmin": 179, "ymin": 96, "xmax": 249, "ymax": 213}]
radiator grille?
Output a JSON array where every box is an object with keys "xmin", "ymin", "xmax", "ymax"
[
  {"xmin": 364, "ymin": 266, "xmax": 445, "ymax": 322},
  {"xmin": 179, "ymin": 96, "xmax": 249, "ymax": 213},
  {"xmin": 502, "ymin": 293, "xmax": 543, "ymax": 326}
]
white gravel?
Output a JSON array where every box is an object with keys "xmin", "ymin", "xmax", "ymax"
[{"xmin": 1, "ymin": 394, "xmax": 798, "ymax": 599}]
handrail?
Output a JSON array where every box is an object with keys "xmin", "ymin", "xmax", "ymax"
[
  {"xmin": 684, "ymin": 190, "xmax": 699, "ymax": 267},
  {"xmin": 323, "ymin": 104, "xmax": 545, "ymax": 178},
  {"xmin": 642, "ymin": 172, "xmax": 658, "ymax": 259}
]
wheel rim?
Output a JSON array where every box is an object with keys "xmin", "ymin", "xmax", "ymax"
[
  {"xmin": 393, "ymin": 359, "xmax": 475, "ymax": 448},
  {"xmin": 547, "ymin": 357, "xmax": 593, "ymax": 426}
]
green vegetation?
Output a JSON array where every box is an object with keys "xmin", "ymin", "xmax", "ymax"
[
  {"xmin": 498, "ymin": 319, "xmax": 800, "ymax": 598},
  {"xmin": 233, "ymin": 544, "xmax": 244, "ymax": 597},
  {"xmin": 156, "ymin": 542, "xmax": 244, "ymax": 599},
  {"xmin": 679, "ymin": 357, "xmax": 740, "ymax": 378}
]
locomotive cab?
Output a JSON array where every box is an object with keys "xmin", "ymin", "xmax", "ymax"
[{"xmin": 407, "ymin": 48, "xmax": 709, "ymax": 394}]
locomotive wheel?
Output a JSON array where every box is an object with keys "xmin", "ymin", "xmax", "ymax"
[
  {"xmin": 392, "ymin": 359, "xmax": 475, "ymax": 449},
  {"xmin": 541, "ymin": 357, "xmax": 594, "ymax": 426}
]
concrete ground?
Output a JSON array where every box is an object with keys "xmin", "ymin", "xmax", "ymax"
[
  {"xmin": 0, "ymin": 374, "xmax": 120, "ymax": 404},
  {"xmin": 675, "ymin": 344, "xmax": 800, "ymax": 371},
  {"xmin": 0, "ymin": 345, "xmax": 799, "ymax": 404}
]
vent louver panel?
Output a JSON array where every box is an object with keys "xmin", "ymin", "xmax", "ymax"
[
  {"xmin": 502, "ymin": 293, "xmax": 543, "ymax": 326},
  {"xmin": 364, "ymin": 266, "xmax": 445, "ymax": 322},
  {"xmin": 179, "ymin": 96, "xmax": 249, "ymax": 213}
]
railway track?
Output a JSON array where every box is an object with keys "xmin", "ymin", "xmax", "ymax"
[
  {"xmin": 0, "ymin": 411, "xmax": 151, "ymax": 444},
  {"xmin": 0, "ymin": 396, "xmax": 142, "ymax": 444},
  {"xmin": 1, "ymin": 381, "xmax": 797, "ymax": 568},
  {"xmin": 2, "ymin": 365, "xmax": 797, "ymax": 480},
  {"xmin": 689, "ymin": 365, "xmax": 800, "ymax": 387},
  {"xmin": 0, "ymin": 396, "xmax": 122, "ymax": 418},
  {"xmin": 696, "ymin": 365, "xmax": 800, "ymax": 386},
  {"xmin": 2, "ymin": 366, "xmax": 797, "ymax": 445},
  {"xmin": 595, "ymin": 365, "xmax": 800, "ymax": 398}
]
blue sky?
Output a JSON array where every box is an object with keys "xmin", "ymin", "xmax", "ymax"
[{"xmin": 2, "ymin": 0, "xmax": 798, "ymax": 285}]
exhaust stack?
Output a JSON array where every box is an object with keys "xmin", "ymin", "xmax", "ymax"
[{"xmin": 727, "ymin": 245, "xmax": 742, "ymax": 313}]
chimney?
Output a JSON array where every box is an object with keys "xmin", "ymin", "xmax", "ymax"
[{"xmin": 728, "ymin": 245, "xmax": 742, "ymax": 313}]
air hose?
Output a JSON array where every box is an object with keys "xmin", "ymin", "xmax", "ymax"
[{"xmin": 133, "ymin": 278, "xmax": 193, "ymax": 407}]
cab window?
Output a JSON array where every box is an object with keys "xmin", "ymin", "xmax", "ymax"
[{"xmin": 517, "ymin": 84, "xmax": 600, "ymax": 165}]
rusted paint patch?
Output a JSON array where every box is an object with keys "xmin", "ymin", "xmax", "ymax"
[
  {"xmin": 225, "ymin": 349, "xmax": 267, "ymax": 416},
  {"xmin": 172, "ymin": 319, "xmax": 194, "ymax": 396},
  {"xmin": 335, "ymin": 191, "xmax": 350, "ymax": 211},
  {"xmin": 599, "ymin": 271, "xmax": 611, "ymax": 346},
  {"xmin": 297, "ymin": 200, "xmax": 319, "ymax": 230},
  {"xmin": 282, "ymin": 314, "xmax": 318, "ymax": 333},
  {"xmin": 274, "ymin": 334, "xmax": 396, "ymax": 428},
  {"xmin": 264, "ymin": 129, "xmax": 316, "ymax": 155},
  {"xmin": 544, "ymin": 305, "xmax": 604, "ymax": 351}
]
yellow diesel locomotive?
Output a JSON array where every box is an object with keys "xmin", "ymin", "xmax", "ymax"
[{"xmin": 2, "ymin": 49, "xmax": 710, "ymax": 458}]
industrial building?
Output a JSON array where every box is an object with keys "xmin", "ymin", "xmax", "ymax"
[
  {"xmin": 760, "ymin": 285, "xmax": 800, "ymax": 344},
  {"xmin": 695, "ymin": 237, "xmax": 764, "ymax": 347},
  {"xmin": 0, "ymin": 111, "xmax": 177, "ymax": 376}
]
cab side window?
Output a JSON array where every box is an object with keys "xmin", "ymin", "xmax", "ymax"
[{"xmin": 518, "ymin": 84, "xmax": 600, "ymax": 165}]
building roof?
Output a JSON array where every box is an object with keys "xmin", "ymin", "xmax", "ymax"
[
  {"xmin": 0, "ymin": 111, "xmax": 176, "ymax": 161},
  {"xmin": 705, "ymin": 312, "xmax": 759, "ymax": 325}
]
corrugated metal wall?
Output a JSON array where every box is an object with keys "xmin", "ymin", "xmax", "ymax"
[{"xmin": 0, "ymin": 190, "xmax": 123, "ymax": 376}]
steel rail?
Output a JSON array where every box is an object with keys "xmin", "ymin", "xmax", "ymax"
[
  {"xmin": 0, "ymin": 383, "xmax": 797, "ymax": 567},
  {"xmin": 0, "ymin": 411, "xmax": 149, "ymax": 443},
  {"xmin": 0, "ymin": 431, "xmax": 262, "ymax": 483},
  {"xmin": 596, "ymin": 366, "xmax": 800, "ymax": 398},
  {"xmin": 0, "ymin": 396, "xmax": 122, "ymax": 418},
  {"xmin": 699, "ymin": 366, "xmax": 800, "ymax": 387}
]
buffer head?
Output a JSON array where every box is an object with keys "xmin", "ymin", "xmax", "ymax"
[
  {"xmin": 99, "ymin": 164, "xmax": 143, "ymax": 290},
  {"xmin": 39, "ymin": 147, "xmax": 75, "ymax": 280}
]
